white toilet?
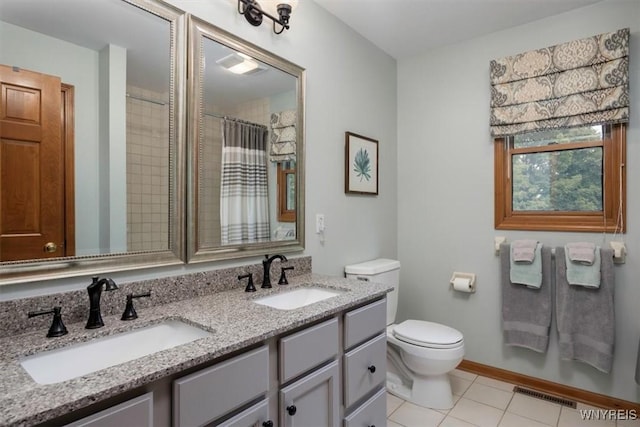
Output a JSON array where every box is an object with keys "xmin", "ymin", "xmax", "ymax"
[{"xmin": 345, "ymin": 258, "xmax": 464, "ymax": 410}]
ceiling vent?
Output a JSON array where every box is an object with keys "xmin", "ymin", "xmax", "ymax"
[{"xmin": 216, "ymin": 52, "xmax": 267, "ymax": 75}]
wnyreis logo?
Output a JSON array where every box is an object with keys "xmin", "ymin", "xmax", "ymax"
[{"xmin": 579, "ymin": 409, "xmax": 638, "ymax": 421}]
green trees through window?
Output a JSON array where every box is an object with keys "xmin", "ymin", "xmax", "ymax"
[{"xmin": 512, "ymin": 126, "xmax": 603, "ymax": 212}]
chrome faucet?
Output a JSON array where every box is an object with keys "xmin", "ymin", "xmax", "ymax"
[
  {"xmin": 86, "ymin": 276, "xmax": 118, "ymax": 329},
  {"xmin": 262, "ymin": 254, "xmax": 288, "ymax": 288}
]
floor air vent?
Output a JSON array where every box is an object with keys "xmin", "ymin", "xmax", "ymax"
[{"xmin": 513, "ymin": 386, "xmax": 577, "ymax": 408}]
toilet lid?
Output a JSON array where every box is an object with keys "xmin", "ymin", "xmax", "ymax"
[{"xmin": 393, "ymin": 320, "xmax": 463, "ymax": 349}]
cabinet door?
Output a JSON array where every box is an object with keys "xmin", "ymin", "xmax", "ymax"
[
  {"xmin": 280, "ymin": 360, "xmax": 340, "ymax": 427},
  {"xmin": 65, "ymin": 392, "xmax": 152, "ymax": 427},
  {"xmin": 215, "ymin": 399, "xmax": 273, "ymax": 427}
]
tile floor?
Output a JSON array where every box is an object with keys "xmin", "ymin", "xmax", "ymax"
[{"xmin": 386, "ymin": 369, "xmax": 640, "ymax": 427}]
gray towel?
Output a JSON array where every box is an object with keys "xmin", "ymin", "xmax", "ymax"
[
  {"xmin": 556, "ymin": 247, "xmax": 615, "ymax": 373},
  {"xmin": 501, "ymin": 243, "xmax": 552, "ymax": 352}
]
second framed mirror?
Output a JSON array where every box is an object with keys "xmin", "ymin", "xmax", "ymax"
[{"xmin": 187, "ymin": 15, "xmax": 305, "ymax": 262}]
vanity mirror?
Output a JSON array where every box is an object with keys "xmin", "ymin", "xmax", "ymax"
[
  {"xmin": 0, "ymin": 0, "xmax": 186, "ymax": 284},
  {"xmin": 187, "ymin": 16, "xmax": 305, "ymax": 262}
]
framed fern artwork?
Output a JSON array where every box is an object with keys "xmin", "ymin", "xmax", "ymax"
[{"xmin": 345, "ymin": 132, "xmax": 378, "ymax": 195}]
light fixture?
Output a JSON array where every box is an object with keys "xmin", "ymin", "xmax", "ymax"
[{"xmin": 237, "ymin": 0, "xmax": 298, "ymax": 34}]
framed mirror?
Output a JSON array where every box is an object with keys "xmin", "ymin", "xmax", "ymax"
[
  {"xmin": 0, "ymin": 0, "xmax": 186, "ymax": 284},
  {"xmin": 187, "ymin": 16, "xmax": 305, "ymax": 262}
]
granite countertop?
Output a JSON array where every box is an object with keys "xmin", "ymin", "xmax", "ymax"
[{"xmin": 0, "ymin": 273, "xmax": 391, "ymax": 426}]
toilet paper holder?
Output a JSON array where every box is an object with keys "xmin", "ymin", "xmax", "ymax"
[{"xmin": 449, "ymin": 272, "xmax": 476, "ymax": 293}]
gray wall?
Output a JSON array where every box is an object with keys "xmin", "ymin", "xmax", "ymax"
[
  {"xmin": 1, "ymin": 2, "xmax": 398, "ymax": 297},
  {"xmin": 397, "ymin": 0, "xmax": 639, "ymax": 402}
]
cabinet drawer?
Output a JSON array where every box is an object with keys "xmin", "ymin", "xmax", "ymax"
[
  {"xmin": 279, "ymin": 317, "xmax": 338, "ymax": 383},
  {"xmin": 65, "ymin": 392, "xmax": 153, "ymax": 427},
  {"xmin": 215, "ymin": 399, "xmax": 271, "ymax": 427},
  {"xmin": 173, "ymin": 346, "xmax": 269, "ymax": 427},
  {"xmin": 343, "ymin": 387, "xmax": 386, "ymax": 427},
  {"xmin": 344, "ymin": 298, "xmax": 386, "ymax": 349},
  {"xmin": 343, "ymin": 333, "xmax": 386, "ymax": 408}
]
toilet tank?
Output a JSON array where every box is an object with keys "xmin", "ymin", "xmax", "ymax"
[{"xmin": 344, "ymin": 258, "xmax": 400, "ymax": 326}]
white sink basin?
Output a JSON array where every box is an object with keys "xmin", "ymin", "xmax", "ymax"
[
  {"xmin": 20, "ymin": 319, "xmax": 212, "ymax": 384},
  {"xmin": 253, "ymin": 286, "xmax": 344, "ymax": 310}
]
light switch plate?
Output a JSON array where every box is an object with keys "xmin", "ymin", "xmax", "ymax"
[{"xmin": 315, "ymin": 214, "xmax": 325, "ymax": 234}]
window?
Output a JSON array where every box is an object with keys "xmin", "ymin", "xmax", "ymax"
[
  {"xmin": 277, "ymin": 161, "xmax": 296, "ymax": 222},
  {"xmin": 494, "ymin": 124, "xmax": 626, "ymax": 232}
]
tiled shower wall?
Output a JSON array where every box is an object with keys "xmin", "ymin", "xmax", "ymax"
[
  {"xmin": 199, "ymin": 98, "xmax": 271, "ymax": 247},
  {"xmin": 126, "ymin": 86, "xmax": 170, "ymax": 252},
  {"xmin": 199, "ymin": 113, "xmax": 222, "ymax": 247}
]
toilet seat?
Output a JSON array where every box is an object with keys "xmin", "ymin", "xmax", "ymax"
[{"xmin": 393, "ymin": 320, "xmax": 463, "ymax": 349}]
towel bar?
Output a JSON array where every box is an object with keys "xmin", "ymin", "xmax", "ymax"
[{"xmin": 494, "ymin": 239, "xmax": 626, "ymax": 264}]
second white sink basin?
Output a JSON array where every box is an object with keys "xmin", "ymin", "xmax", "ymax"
[
  {"xmin": 20, "ymin": 319, "xmax": 212, "ymax": 384},
  {"xmin": 253, "ymin": 286, "xmax": 344, "ymax": 310}
]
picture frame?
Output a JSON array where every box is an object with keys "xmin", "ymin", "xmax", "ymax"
[{"xmin": 345, "ymin": 131, "xmax": 378, "ymax": 195}]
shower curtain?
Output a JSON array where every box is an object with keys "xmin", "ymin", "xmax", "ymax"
[{"xmin": 220, "ymin": 118, "xmax": 270, "ymax": 244}]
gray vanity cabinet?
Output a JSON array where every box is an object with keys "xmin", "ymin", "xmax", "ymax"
[
  {"xmin": 277, "ymin": 298, "xmax": 387, "ymax": 427},
  {"xmin": 279, "ymin": 360, "xmax": 340, "ymax": 427},
  {"xmin": 64, "ymin": 392, "xmax": 153, "ymax": 427},
  {"xmin": 31, "ymin": 296, "xmax": 391, "ymax": 427}
]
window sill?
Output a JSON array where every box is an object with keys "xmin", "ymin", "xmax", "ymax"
[{"xmin": 495, "ymin": 213, "xmax": 624, "ymax": 233}]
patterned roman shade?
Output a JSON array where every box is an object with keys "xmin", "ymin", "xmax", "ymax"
[
  {"xmin": 490, "ymin": 28, "xmax": 629, "ymax": 137},
  {"xmin": 270, "ymin": 110, "xmax": 296, "ymax": 162}
]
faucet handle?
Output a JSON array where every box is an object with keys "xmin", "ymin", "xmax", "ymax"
[
  {"xmin": 239, "ymin": 273, "xmax": 256, "ymax": 292},
  {"xmin": 28, "ymin": 306, "xmax": 68, "ymax": 338},
  {"xmin": 278, "ymin": 266, "xmax": 295, "ymax": 285},
  {"xmin": 121, "ymin": 292, "xmax": 151, "ymax": 321}
]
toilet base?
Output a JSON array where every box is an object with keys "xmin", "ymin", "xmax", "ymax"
[{"xmin": 386, "ymin": 371, "xmax": 455, "ymax": 410}]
